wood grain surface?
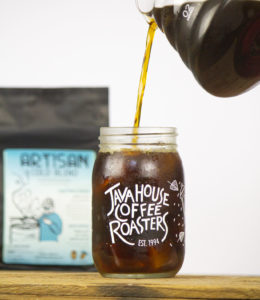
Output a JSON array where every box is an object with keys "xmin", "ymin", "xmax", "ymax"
[{"xmin": 0, "ymin": 272, "xmax": 259, "ymax": 299}]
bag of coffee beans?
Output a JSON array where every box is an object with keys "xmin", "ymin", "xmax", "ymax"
[{"xmin": 0, "ymin": 88, "xmax": 108, "ymax": 270}]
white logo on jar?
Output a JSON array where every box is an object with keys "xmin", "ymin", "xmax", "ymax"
[
  {"xmin": 105, "ymin": 183, "xmax": 170, "ymax": 246},
  {"xmin": 168, "ymin": 180, "xmax": 179, "ymax": 191}
]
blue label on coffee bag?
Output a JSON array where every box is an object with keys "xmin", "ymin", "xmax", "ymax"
[{"xmin": 2, "ymin": 149, "xmax": 95, "ymax": 266}]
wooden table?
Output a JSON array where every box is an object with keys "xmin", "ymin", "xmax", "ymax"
[{"xmin": 0, "ymin": 272, "xmax": 259, "ymax": 299}]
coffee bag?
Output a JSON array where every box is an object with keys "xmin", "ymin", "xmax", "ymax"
[{"xmin": 0, "ymin": 88, "xmax": 108, "ymax": 270}]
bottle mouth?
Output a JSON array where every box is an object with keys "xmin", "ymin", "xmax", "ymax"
[
  {"xmin": 100, "ymin": 127, "xmax": 176, "ymax": 136},
  {"xmin": 136, "ymin": 0, "xmax": 155, "ymax": 14},
  {"xmin": 99, "ymin": 127, "xmax": 177, "ymax": 151}
]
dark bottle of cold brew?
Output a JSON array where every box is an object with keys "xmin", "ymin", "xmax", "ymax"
[{"xmin": 137, "ymin": 0, "xmax": 260, "ymax": 97}]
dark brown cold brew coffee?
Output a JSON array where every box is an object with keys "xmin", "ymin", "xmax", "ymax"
[
  {"xmin": 92, "ymin": 128, "xmax": 185, "ymax": 278},
  {"xmin": 146, "ymin": 0, "xmax": 260, "ymax": 97}
]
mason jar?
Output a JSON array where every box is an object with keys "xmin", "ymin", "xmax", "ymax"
[{"xmin": 92, "ymin": 127, "xmax": 185, "ymax": 278}]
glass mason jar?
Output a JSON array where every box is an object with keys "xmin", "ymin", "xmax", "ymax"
[{"xmin": 92, "ymin": 128, "xmax": 185, "ymax": 278}]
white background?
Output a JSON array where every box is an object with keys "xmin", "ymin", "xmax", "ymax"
[{"xmin": 0, "ymin": 0, "xmax": 259, "ymax": 275}]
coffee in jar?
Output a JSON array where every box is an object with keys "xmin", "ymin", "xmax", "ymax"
[{"xmin": 92, "ymin": 128, "xmax": 185, "ymax": 278}]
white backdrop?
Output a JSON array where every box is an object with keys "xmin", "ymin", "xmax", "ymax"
[{"xmin": 0, "ymin": 0, "xmax": 259, "ymax": 275}]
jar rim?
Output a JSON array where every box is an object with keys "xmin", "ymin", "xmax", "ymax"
[{"xmin": 100, "ymin": 127, "xmax": 177, "ymax": 136}]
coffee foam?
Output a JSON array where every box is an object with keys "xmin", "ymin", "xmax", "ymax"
[{"xmin": 99, "ymin": 145, "xmax": 177, "ymax": 154}]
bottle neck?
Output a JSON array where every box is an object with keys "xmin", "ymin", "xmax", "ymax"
[{"xmin": 99, "ymin": 127, "xmax": 178, "ymax": 153}]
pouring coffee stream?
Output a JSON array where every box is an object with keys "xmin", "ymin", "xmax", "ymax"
[
  {"xmin": 136, "ymin": 0, "xmax": 260, "ymax": 98},
  {"xmin": 134, "ymin": 20, "xmax": 157, "ymax": 128}
]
